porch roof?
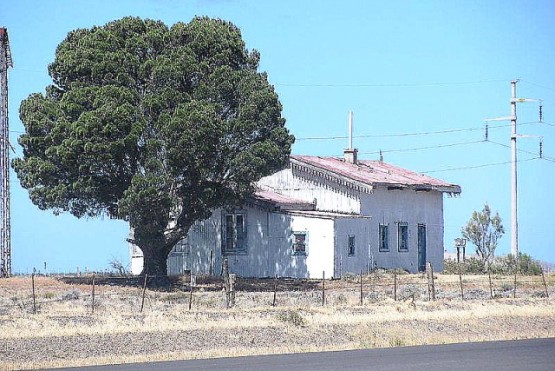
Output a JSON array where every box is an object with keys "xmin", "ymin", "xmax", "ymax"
[{"xmin": 251, "ymin": 189, "xmax": 316, "ymax": 211}]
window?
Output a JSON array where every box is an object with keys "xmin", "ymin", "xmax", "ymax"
[
  {"xmin": 348, "ymin": 235, "xmax": 356, "ymax": 256},
  {"xmin": 398, "ymin": 223, "xmax": 408, "ymax": 252},
  {"xmin": 222, "ymin": 211, "xmax": 247, "ymax": 254},
  {"xmin": 293, "ymin": 232, "xmax": 308, "ymax": 255},
  {"xmin": 174, "ymin": 239, "xmax": 189, "ymax": 254},
  {"xmin": 379, "ymin": 224, "xmax": 389, "ymax": 252}
]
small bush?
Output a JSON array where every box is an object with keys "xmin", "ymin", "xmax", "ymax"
[
  {"xmin": 500, "ymin": 282, "xmax": 513, "ymax": 292},
  {"xmin": 61, "ymin": 289, "xmax": 81, "ymax": 301},
  {"xmin": 276, "ymin": 310, "xmax": 306, "ymax": 327},
  {"xmin": 336, "ymin": 293, "xmax": 348, "ymax": 305},
  {"xmin": 490, "ymin": 253, "xmax": 543, "ymax": 275},
  {"xmin": 444, "ymin": 257, "xmax": 485, "ymax": 274},
  {"xmin": 444, "ymin": 253, "xmax": 543, "ymax": 275},
  {"xmin": 389, "ymin": 336, "xmax": 406, "ymax": 347}
]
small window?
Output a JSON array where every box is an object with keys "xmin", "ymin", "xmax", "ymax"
[
  {"xmin": 379, "ymin": 224, "xmax": 389, "ymax": 252},
  {"xmin": 222, "ymin": 211, "xmax": 247, "ymax": 254},
  {"xmin": 174, "ymin": 239, "xmax": 189, "ymax": 254},
  {"xmin": 348, "ymin": 235, "xmax": 356, "ymax": 256},
  {"xmin": 293, "ymin": 232, "xmax": 307, "ymax": 255},
  {"xmin": 398, "ymin": 223, "xmax": 408, "ymax": 252}
]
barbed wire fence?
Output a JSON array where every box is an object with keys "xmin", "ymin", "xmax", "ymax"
[{"xmin": 0, "ymin": 264, "xmax": 553, "ymax": 315}]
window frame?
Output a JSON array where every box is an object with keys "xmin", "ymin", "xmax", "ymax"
[
  {"xmin": 398, "ymin": 222, "xmax": 409, "ymax": 252},
  {"xmin": 221, "ymin": 210, "xmax": 248, "ymax": 255},
  {"xmin": 292, "ymin": 231, "xmax": 308, "ymax": 256},
  {"xmin": 173, "ymin": 239, "xmax": 189, "ymax": 254},
  {"xmin": 348, "ymin": 235, "xmax": 356, "ymax": 256},
  {"xmin": 379, "ymin": 224, "xmax": 389, "ymax": 252}
]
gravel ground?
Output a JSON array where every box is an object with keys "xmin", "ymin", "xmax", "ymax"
[{"xmin": 1, "ymin": 276, "xmax": 554, "ymax": 370}]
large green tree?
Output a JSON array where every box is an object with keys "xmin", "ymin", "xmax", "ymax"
[
  {"xmin": 461, "ymin": 203, "xmax": 505, "ymax": 268},
  {"xmin": 14, "ymin": 17, "xmax": 293, "ymax": 275}
]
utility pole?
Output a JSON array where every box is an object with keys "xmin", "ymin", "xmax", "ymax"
[
  {"xmin": 510, "ymin": 80, "xmax": 518, "ymax": 258},
  {"xmin": 0, "ymin": 27, "xmax": 12, "ymax": 277},
  {"xmin": 486, "ymin": 80, "xmax": 543, "ymax": 258}
]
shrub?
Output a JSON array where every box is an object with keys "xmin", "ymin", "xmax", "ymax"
[
  {"xmin": 61, "ymin": 289, "xmax": 81, "ymax": 301},
  {"xmin": 444, "ymin": 257, "xmax": 485, "ymax": 274},
  {"xmin": 445, "ymin": 253, "xmax": 543, "ymax": 275},
  {"xmin": 490, "ymin": 253, "xmax": 542, "ymax": 275},
  {"xmin": 276, "ymin": 310, "xmax": 306, "ymax": 327}
]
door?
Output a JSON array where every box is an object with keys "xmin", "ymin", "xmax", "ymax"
[{"xmin": 418, "ymin": 224, "xmax": 427, "ymax": 272}]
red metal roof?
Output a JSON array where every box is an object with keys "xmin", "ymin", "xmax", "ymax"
[{"xmin": 290, "ymin": 155, "xmax": 461, "ymax": 193}]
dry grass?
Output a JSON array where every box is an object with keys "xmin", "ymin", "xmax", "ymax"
[{"xmin": 0, "ymin": 274, "xmax": 554, "ymax": 370}]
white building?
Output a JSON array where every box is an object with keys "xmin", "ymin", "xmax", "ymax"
[{"xmin": 131, "ymin": 149, "xmax": 460, "ymax": 278}]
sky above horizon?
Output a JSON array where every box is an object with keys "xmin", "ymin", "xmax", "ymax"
[{"xmin": 3, "ymin": 0, "xmax": 555, "ymax": 273}]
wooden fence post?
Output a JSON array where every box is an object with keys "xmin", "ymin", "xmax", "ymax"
[
  {"xmin": 393, "ymin": 272, "xmax": 398, "ymax": 301},
  {"xmin": 513, "ymin": 268, "xmax": 518, "ymax": 299},
  {"xmin": 427, "ymin": 263, "xmax": 436, "ymax": 301},
  {"xmin": 188, "ymin": 274, "xmax": 194, "ymax": 311},
  {"xmin": 426, "ymin": 264, "xmax": 431, "ymax": 301},
  {"xmin": 140, "ymin": 274, "xmax": 148, "ymax": 313},
  {"xmin": 229, "ymin": 274, "xmax": 236, "ymax": 307},
  {"xmin": 360, "ymin": 270, "xmax": 364, "ymax": 306},
  {"xmin": 488, "ymin": 269, "xmax": 494, "ymax": 299},
  {"xmin": 541, "ymin": 268, "xmax": 549, "ymax": 299},
  {"xmin": 322, "ymin": 271, "xmax": 325, "ymax": 306},
  {"xmin": 458, "ymin": 263, "xmax": 464, "ymax": 300},
  {"xmin": 91, "ymin": 274, "xmax": 96, "ymax": 314},
  {"xmin": 31, "ymin": 272, "xmax": 37, "ymax": 314},
  {"xmin": 272, "ymin": 274, "xmax": 278, "ymax": 307},
  {"xmin": 223, "ymin": 258, "xmax": 231, "ymax": 308}
]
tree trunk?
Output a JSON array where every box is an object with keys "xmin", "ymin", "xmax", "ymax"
[{"xmin": 140, "ymin": 243, "xmax": 171, "ymax": 277}]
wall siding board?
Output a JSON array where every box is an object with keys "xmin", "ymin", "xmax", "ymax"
[
  {"xmin": 258, "ymin": 168, "xmax": 360, "ymax": 214},
  {"xmin": 134, "ymin": 161, "xmax": 450, "ymax": 277}
]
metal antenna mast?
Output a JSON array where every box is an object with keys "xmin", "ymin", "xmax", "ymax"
[{"xmin": 0, "ymin": 27, "xmax": 12, "ymax": 277}]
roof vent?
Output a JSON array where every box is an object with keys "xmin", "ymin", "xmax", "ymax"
[{"xmin": 344, "ymin": 111, "xmax": 358, "ymax": 164}]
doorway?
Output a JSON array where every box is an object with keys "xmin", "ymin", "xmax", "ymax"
[{"xmin": 418, "ymin": 224, "xmax": 427, "ymax": 272}]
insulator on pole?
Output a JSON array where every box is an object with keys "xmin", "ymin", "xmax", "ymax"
[
  {"xmin": 539, "ymin": 140, "xmax": 543, "ymax": 158},
  {"xmin": 539, "ymin": 104, "xmax": 543, "ymax": 123},
  {"xmin": 484, "ymin": 124, "xmax": 489, "ymax": 141},
  {"xmin": 379, "ymin": 150, "xmax": 383, "ymax": 162}
]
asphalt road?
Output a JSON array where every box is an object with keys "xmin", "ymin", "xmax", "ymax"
[{"xmin": 62, "ymin": 338, "xmax": 555, "ymax": 371}]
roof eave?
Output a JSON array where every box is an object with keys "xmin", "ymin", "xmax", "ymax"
[{"xmin": 290, "ymin": 157, "xmax": 374, "ymax": 193}]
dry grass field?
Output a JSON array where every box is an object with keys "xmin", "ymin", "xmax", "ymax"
[{"xmin": 0, "ymin": 273, "xmax": 554, "ymax": 370}]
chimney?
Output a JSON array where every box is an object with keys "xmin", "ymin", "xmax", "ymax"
[{"xmin": 344, "ymin": 111, "xmax": 358, "ymax": 164}]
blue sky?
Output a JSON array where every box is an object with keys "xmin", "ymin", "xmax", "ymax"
[{"xmin": 3, "ymin": 0, "xmax": 555, "ymax": 273}]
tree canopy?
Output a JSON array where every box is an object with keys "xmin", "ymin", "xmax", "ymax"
[
  {"xmin": 14, "ymin": 16, "xmax": 294, "ymax": 275},
  {"xmin": 461, "ymin": 203, "xmax": 505, "ymax": 268}
]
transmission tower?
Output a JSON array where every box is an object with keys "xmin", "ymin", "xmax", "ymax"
[{"xmin": 0, "ymin": 27, "xmax": 12, "ymax": 277}]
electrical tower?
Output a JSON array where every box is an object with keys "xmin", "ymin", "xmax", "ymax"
[{"xmin": 0, "ymin": 27, "xmax": 12, "ymax": 277}]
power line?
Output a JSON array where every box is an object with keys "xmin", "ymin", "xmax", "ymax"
[
  {"xmin": 487, "ymin": 140, "xmax": 555, "ymax": 163},
  {"xmin": 520, "ymin": 79, "xmax": 555, "ymax": 93},
  {"xmin": 275, "ymin": 78, "xmax": 509, "ymax": 88},
  {"xmin": 296, "ymin": 122, "xmax": 522, "ymax": 141},
  {"xmin": 360, "ymin": 139, "xmax": 484, "ymax": 155},
  {"xmin": 420, "ymin": 156, "xmax": 540, "ymax": 174}
]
